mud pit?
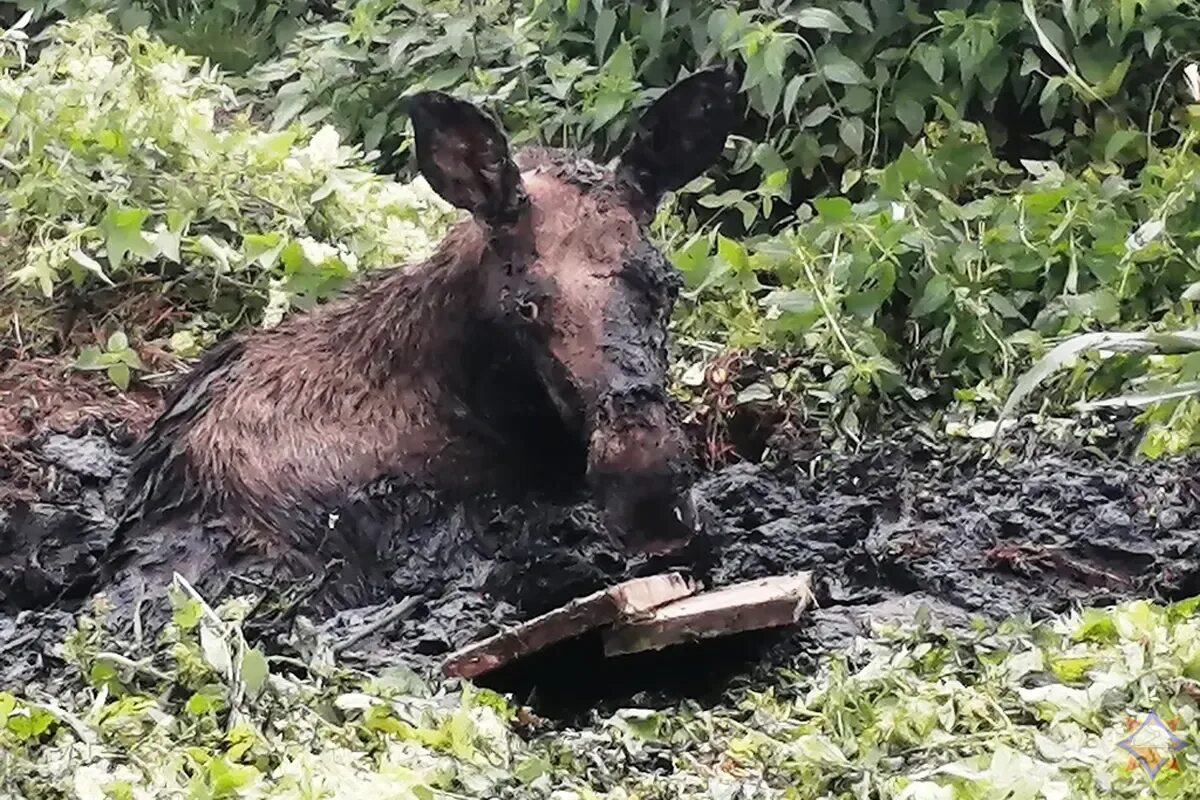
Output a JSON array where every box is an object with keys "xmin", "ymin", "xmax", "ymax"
[{"xmin": 3, "ymin": 414, "xmax": 1199, "ymax": 717}]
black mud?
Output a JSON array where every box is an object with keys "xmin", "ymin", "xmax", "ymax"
[{"xmin": 3, "ymin": 419, "xmax": 1199, "ymax": 716}]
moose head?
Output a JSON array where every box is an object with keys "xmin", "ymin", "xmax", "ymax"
[{"xmin": 406, "ymin": 66, "xmax": 743, "ymax": 555}]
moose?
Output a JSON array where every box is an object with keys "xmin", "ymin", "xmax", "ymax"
[{"xmin": 114, "ymin": 66, "xmax": 744, "ymax": 583}]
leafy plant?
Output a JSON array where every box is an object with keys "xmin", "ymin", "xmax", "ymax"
[
  {"xmin": 74, "ymin": 330, "xmax": 145, "ymax": 389},
  {"xmin": 0, "ymin": 15, "xmax": 458, "ymax": 361},
  {"xmin": 8, "ymin": 583, "xmax": 1200, "ymax": 797},
  {"xmin": 995, "ymin": 328, "xmax": 1200, "ymax": 458},
  {"xmin": 244, "ymin": 0, "xmax": 1200, "ymax": 221},
  {"xmin": 670, "ymin": 107, "xmax": 1200, "ymax": 437},
  {"xmin": 2, "ymin": 0, "xmax": 311, "ymax": 72}
]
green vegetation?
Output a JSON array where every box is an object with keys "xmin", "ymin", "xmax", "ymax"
[
  {"xmin": 0, "ymin": 15, "xmax": 457, "ymax": 370},
  {"xmin": 5, "ymin": 582, "xmax": 1200, "ymax": 797}
]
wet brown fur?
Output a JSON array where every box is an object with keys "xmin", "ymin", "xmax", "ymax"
[
  {"xmin": 123, "ymin": 151, "xmax": 649, "ymax": 559},
  {"xmin": 120, "ymin": 66, "xmax": 744, "ymax": 566}
]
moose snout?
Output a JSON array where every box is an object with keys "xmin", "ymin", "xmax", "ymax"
[{"xmin": 587, "ymin": 416, "xmax": 699, "ymax": 555}]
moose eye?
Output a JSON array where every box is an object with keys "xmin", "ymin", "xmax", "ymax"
[{"xmin": 517, "ymin": 300, "xmax": 540, "ymax": 321}]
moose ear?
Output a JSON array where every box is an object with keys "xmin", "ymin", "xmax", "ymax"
[
  {"xmin": 407, "ymin": 91, "xmax": 526, "ymax": 224},
  {"xmin": 616, "ymin": 65, "xmax": 743, "ymax": 207}
]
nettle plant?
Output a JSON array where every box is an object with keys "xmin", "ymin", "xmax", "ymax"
[
  {"xmin": 245, "ymin": 0, "xmax": 1199, "ymax": 218},
  {"xmin": 669, "ymin": 108, "xmax": 1200, "ymax": 440},
  {"xmin": 0, "ymin": 16, "xmax": 458, "ymax": 368}
]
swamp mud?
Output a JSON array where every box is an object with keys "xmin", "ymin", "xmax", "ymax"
[{"xmin": 2, "ymin": 416, "xmax": 1200, "ymax": 717}]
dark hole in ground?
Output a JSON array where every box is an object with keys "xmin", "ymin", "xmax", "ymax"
[
  {"xmin": 474, "ymin": 626, "xmax": 789, "ymax": 720},
  {"xmin": 2, "ymin": 415, "xmax": 1200, "ymax": 719}
]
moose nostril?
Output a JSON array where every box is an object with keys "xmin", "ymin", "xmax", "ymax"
[{"xmin": 518, "ymin": 300, "xmax": 539, "ymax": 321}]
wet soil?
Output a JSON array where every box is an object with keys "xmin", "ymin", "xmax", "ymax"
[{"xmin": 2, "ymin": 408, "xmax": 1199, "ymax": 717}]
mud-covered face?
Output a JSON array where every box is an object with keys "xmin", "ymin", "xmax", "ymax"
[
  {"xmin": 511, "ymin": 171, "xmax": 696, "ymax": 553},
  {"xmin": 407, "ymin": 66, "xmax": 743, "ymax": 554}
]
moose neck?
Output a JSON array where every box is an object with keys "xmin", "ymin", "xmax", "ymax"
[{"xmin": 337, "ymin": 220, "xmax": 590, "ymax": 498}]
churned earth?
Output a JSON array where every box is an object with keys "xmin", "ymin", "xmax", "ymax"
[{"xmin": 2, "ymin": 365, "xmax": 1198, "ymax": 717}]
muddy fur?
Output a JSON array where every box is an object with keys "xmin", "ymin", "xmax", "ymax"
[{"xmin": 115, "ymin": 67, "xmax": 745, "ymax": 574}]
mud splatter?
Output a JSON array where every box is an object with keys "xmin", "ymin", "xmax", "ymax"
[{"xmin": 2, "ymin": 419, "xmax": 1199, "ymax": 716}]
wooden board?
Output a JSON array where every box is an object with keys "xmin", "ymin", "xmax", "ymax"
[
  {"xmin": 602, "ymin": 572, "xmax": 814, "ymax": 657},
  {"xmin": 441, "ymin": 572, "xmax": 696, "ymax": 679}
]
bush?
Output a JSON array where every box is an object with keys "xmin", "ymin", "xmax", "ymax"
[
  {"xmin": 245, "ymin": 0, "xmax": 1200, "ymax": 226},
  {"xmin": 0, "ymin": 14, "xmax": 459, "ymax": 364},
  {"xmin": 670, "ymin": 112, "xmax": 1200, "ymax": 433}
]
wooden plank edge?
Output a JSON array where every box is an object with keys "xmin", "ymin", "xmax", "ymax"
[
  {"xmin": 601, "ymin": 572, "xmax": 814, "ymax": 657},
  {"xmin": 441, "ymin": 572, "xmax": 696, "ymax": 679}
]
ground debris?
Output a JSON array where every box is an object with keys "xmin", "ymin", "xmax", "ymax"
[{"xmin": 985, "ymin": 542, "xmax": 1134, "ymax": 589}]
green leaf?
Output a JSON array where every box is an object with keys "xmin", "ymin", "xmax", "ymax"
[
  {"xmin": 102, "ymin": 207, "xmax": 153, "ymax": 271},
  {"xmin": 616, "ymin": 709, "xmax": 665, "ymax": 741},
  {"xmin": 1143, "ymin": 26, "xmax": 1162, "ymax": 57},
  {"xmin": 839, "ymin": 117, "xmax": 865, "ymax": 155},
  {"xmin": 243, "ymin": 233, "xmax": 286, "ymax": 270},
  {"xmin": 200, "ymin": 624, "xmax": 232, "ymax": 677},
  {"xmin": 1064, "ymin": 290, "xmax": 1120, "ymax": 324},
  {"xmin": 605, "ymin": 39, "xmax": 634, "ymax": 83},
  {"xmin": 814, "ymin": 197, "xmax": 853, "ymax": 223},
  {"xmin": 758, "ymin": 70, "xmax": 784, "ymax": 117},
  {"xmin": 594, "ymin": 7, "xmax": 616, "ymax": 62},
  {"xmin": 1076, "ymin": 382, "xmax": 1200, "ymax": 411},
  {"xmin": 240, "ymin": 648, "xmax": 269, "ymax": 698},
  {"xmin": 697, "ymin": 189, "xmax": 747, "ymax": 208},
  {"xmin": 69, "ymin": 249, "xmax": 114, "ymax": 286},
  {"xmin": 914, "ymin": 44, "xmax": 944, "ymax": 82},
  {"xmin": 1104, "ymin": 129, "xmax": 1141, "ymax": 161},
  {"xmin": 764, "ymin": 289, "xmax": 818, "ymax": 315},
  {"xmin": 107, "ymin": 331, "xmax": 129, "ymax": 352},
  {"xmin": 716, "ymin": 235, "xmax": 750, "ymax": 272},
  {"xmin": 590, "ymin": 91, "xmax": 627, "ymax": 128},
  {"xmin": 736, "ymin": 382, "xmax": 773, "ymax": 404},
  {"xmin": 74, "ymin": 346, "xmax": 108, "ymax": 371},
  {"xmin": 514, "ymin": 755, "xmax": 552, "ymax": 785},
  {"xmin": 764, "ymin": 36, "xmax": 793, "ymax": 75},
  {"xmin": 912, "ymin": 274, "xmax": 953, "ymax": 317},
  {"xmin": 841, "ymin": 1, "xmax": 873, "ymax": 30},
  {"xmin": 801, "ymin": 105, "xmax": 833, "ymax": 128},
  {"xmin": 840, "ymin": 86, "xmax": 873, "ymax": 114},
  {"xmin": 788, "ymin": 8, "xmax": 850, "ymax": 33},
  {"xmin": 107, "ymin": 363, "xmax": 131, "ymax": 391},
  {"xmin": 7, "ymin": 707, "xmax": 55, "ymax": 741},
  {"xmin": 818, "ymin": 49, "xmax": 868, "ymax": 84},
  {"xmin": 765, "ymin": 289, "xmax": 822, "ymax": 332},
  {"xmin": 207, "ymin": 757, "xmax": 261, "ymax": 795},
  {"xmin": 152, "ymin": 227, "xmax": 182, "ymax": 263},
  {"xmin": 783, "ymin": 75, "xmax": 806, "ymax": 119},
  {"xmin": 186, "ymin": 691, "xmax": 222, "ymax": 716},
  {"xmin": 894, "ymin": 96, "xmax": 925, "ymax": 136}
]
